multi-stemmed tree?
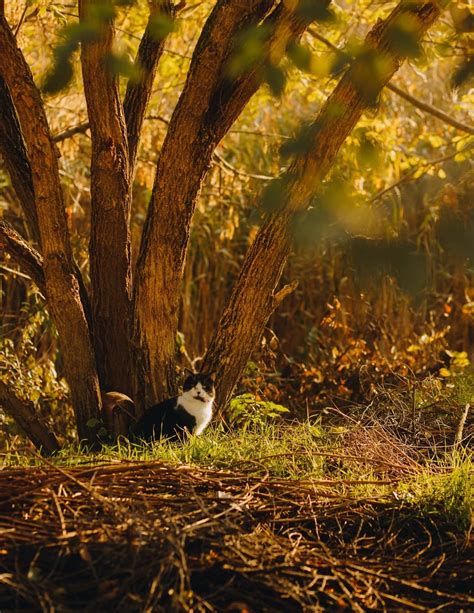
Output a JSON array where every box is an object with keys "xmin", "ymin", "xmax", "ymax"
[{"xmin": 0, "ymin": 0, "xmax": 447, "ymax": 451}]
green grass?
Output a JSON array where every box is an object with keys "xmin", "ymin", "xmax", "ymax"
[
  {"xmin": 75, "ymin": 420, "xmax": 329, "ymax": 479},
  {"xmin": 397, "ymin": 451, "xmax": 473, "ymax": 531}
]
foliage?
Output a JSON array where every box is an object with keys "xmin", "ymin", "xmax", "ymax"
[
  {"xmin": 1, "ymin": 0, "xmax": 473, "ymax": 442},
  {"xmin": 0, "ymin": 297, "xmax": 71, "ymax": 445},
  {"xmin": 228, "ymin": 393, "xmax": 290, "ymax": 429}
]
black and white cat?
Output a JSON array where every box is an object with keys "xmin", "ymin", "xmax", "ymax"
[{"xmin": 132, "ymin": 371, "xmax": 216, "ymax": 441}]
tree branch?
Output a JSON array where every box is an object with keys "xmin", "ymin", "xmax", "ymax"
[
  {"xmin": 0, "ymin": 75, "xmax": 39, "ymax": 243},
  {"xmin": 309, "ymin": 28, "xmax": 474, "ymax": 135},
  {"xmin": 124, "ymin": 0, "xmax": 175, "ymax": 177},
  {"xmin": 387, "ymin": 82, "xmax": 474, "ymax": 135},
  {"xmin": 0, "ymin": 380, "xmax": 60, "ymax": 456},
  {"xmin": 203, "ymin": 0, "xmax": 443, "ymax": 410},
  {"xmin": 0, "ymin": 220, "xmax": 45, "ymax": 294},
  {"xmin": 0, "ymin": 14, "xmax": 102, "ymax": 443},
  {"xmin": 52, "ymin": 120, "xmax": 90, "ymax": 142},
  {"xmin": 273, "ymin": 280, "xmax": 299, "ymax": 309}
]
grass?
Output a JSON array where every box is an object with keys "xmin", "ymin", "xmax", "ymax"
[
  {"xmin": 1, "ymin": 400, "xmax": 472, "ymax": 610},
  {"xmin": 398, "ymin": 450, "xmax": 473, "ymax": 531},
  {"xmin": 2, "ymin": 416, "xmax": 472, "ymax": 531}
]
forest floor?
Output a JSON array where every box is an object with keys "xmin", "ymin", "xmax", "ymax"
[{"xmin": 0, "ymin": 389, "xmax": 473, "ymax": 611}]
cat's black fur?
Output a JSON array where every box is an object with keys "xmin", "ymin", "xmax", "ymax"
[{"xmin": 132, "ymin": 371, "xmax": 215, "ymax": 442}]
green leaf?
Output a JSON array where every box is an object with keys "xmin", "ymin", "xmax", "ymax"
[
  {"xmin": 357, "ymin": 136, "xmax": 381, "ymax": 169},
  {"xmin": 280, "ymin": 123, "xmax": 318, "ymax": 159},
  {"xmin": 386, "ymin": 14, "xmax": 422, "ymax": 58},
  {"xmin": 264, "ymin": 64, "xmax": 286, "ymax": 97},
  {"xmin": 261, "ymin": 178, "xmax": 287, "ymax": 214},
  {"xmin": 286, "ymin": 42, "xmax": 312, "ymax": 72},
  {"xmin": 42, "ymin": 59, "xmax": 74, "ymax": 95},
  {"xmin": 452, "ymin": 57, "xmax": 474, "ymax": 90},
  {"xmin": 148, "ymin": 12, "xmax": 176, "ymax": 42},
  {"xmin": 105, "ymin": 52, "xmax": 142, "ymax": 82},
  {"xmin": 226, "ymin": 24, "xmax": 271, "ymax": 78},
  {"xmin": 297, "ymin": 1, "xmax": 335, "ymax": 23}
]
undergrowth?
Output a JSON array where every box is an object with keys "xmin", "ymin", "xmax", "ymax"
[{"xmin": 2, "ymin": 418, "xmax": 472, "ymax": 531}]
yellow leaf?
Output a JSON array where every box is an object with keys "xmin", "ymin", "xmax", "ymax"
[
  {"xmin": 438, "ymin": 168, "xmax": 447, "ymax": 179},
  {"xmin": 439, "ymin": 368, "xmax": 451, "ymax": 377}
]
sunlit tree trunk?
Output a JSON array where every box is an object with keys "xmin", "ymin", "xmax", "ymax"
[
  {"xmin": 0, "ymin": 16, "xmax": 102, "ymax": 444},
  {"xmin": 79, "ymin": 0, "xmax": 133, "ymax": 395},
  {"xmin": 203, "ymin": 0, "xmax": 443, "ymax": 410},
  {"xmin": 133, "ymin": 0, "xmax": 311, "ymax": 408}
]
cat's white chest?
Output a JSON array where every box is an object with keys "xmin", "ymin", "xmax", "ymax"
[{"xmin": 178, "ymin": 394, "xmax": 213, "ymax": 435}]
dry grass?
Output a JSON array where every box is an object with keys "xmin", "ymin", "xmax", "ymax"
[{"xmin": 0, "ymin": 446, "xmax": 472, "ymax": 611}]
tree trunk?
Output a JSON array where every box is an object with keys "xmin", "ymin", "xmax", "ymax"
[
  {"xmin": 203, "ymin": 0, "xmax": 443, "ymax": 410},
  {"xmin": 0, "ymin": 381, "xmax": 60, "ymax": 456},
  {"xmin": 0, "ymin": 16, "xmax": 102, "ymax": 444},
  {"xmin": 133, "ymin": 0, "xmax": 313, "ymax": 408},
  {"xmin": 79, "ymin": 0, "xmax": 133, "ymax": 395}
]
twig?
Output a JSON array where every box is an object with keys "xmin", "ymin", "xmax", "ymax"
[
  {"xmin": 454, "ymin": 403, "xmax": 470, "ymax": 448},
  {"xmin": 308, "ymin": 29, "xmax": 474, "ymax": 135}
]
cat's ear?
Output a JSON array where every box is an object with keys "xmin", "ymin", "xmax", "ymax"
[
  {"xmin": 206, "ymin": 371, "xmax": 217, "ymax": 383},
  {"xmin": 183, "ymin": 367, "xmax": 194, "ymax": 379}
]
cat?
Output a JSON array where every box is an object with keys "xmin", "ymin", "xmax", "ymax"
[{"xmin": 132, "ymin": 370, "xmax": 216, "ymax": 442}]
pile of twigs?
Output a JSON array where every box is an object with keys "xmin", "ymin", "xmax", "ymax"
[{"xmin": 1, "ymin": 459, "xmax": 472, "ymax": 611}]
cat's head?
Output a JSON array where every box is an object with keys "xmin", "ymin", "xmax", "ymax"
[{"xmin": 182, "ymin": 369, "xmax": 216, "ymax": 404}]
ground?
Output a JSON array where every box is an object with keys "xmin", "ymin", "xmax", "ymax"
[{"xmin": 1, "ymin": 405, "xmax": 472, "ymax": 611}]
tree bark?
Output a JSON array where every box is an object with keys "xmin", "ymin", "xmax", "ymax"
[
  {"xmin": 133, "ymin": 0, "xmax": 314, "ymax": 407},
  {"xmin": 0, "ymin": 76, "xmax": 39, "ymax": 244},
  {"xmin": 0, "ymin": 16, "xmax": 102, "ymax": 444},
  {"xmin": 0, "ymin": 381, "xmax": 60, "ymax": 456},
  {"xmin": 0, "ymin": 220, "xmax": 45, "ymax": 294},
  {"xmin": 124, "ymin": 0, "xmax": 175, "ymax": 178},
  {"xmin": 79, "ymin": 0, "xmax": 133, "ymax": 395},
  {"xmin": 203, "ymin": 0, "xmax": 443, "ymax": 410}
]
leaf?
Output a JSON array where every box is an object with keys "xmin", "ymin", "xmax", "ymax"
[
  {"xmin": 452, "ymin": 56, "xmax": 474, "ymax": 90},
  {"xmin": 42, "ymin": 59, "xmax": 74, "ymax": 95},
  {"xmin": 357, "ymin": 136, "xmax": 381, "ymax": 169},
  {"xmin": 296, "ymin": 1, "xmax": 335, "ymax": 23},
  {"xmin": 105, "ymin": 52, "xmax": 142, "ymax": 82},
  {"xmin": 264, "ymin": 64, "xmax": 286, "ymax": 97},
  {"xmin": 280, "ymin": 123, "xmax": 318, "ymax": 159},
  {"xmin": 386, "ymin": 14, "xmax": 422, "ymax": 58},
  {"xmin": 148, "ymin": 11, "xmax": 176, "ymax": 42},
  {"xmin": 261, "ymin": 178, "xmax": 287, "ymax": 214},
  {"xmin": 226, "ymin": 24, "xmax": 271, "ymax": 79},
  {"xmin": 286, "ymin": 42, "xmax": 312, "ymax": 72}
]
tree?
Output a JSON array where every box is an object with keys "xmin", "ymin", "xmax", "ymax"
[{"xmin": 0, "ymin": 0, "xmax": 450, "ymax": 448}]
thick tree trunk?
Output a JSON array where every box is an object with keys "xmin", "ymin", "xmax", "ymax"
[
  {"xmin": 79, "ymin": 0, "xmax": 133, "ymax": 395},
  {"xmin": 133, "ymin": 0, "xmax": 313, "ymax": 407},
  {"xmin": 0, "ymin": 16, "xmax": 102, "ymax": 444},
  {"xmin": 0, "ymin": 76, "xmax": 39, "ymax": 244},
  {"xmin": 124, "ymin": 0, "xmax": 174, "ymax": 178},
  {"xmin": 0, "ymin": 381, "xmax": 60, "ymax": 456},
  {"xmin": 203, "ymin": 0, "xmax": 443, "ymax": 410}
]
